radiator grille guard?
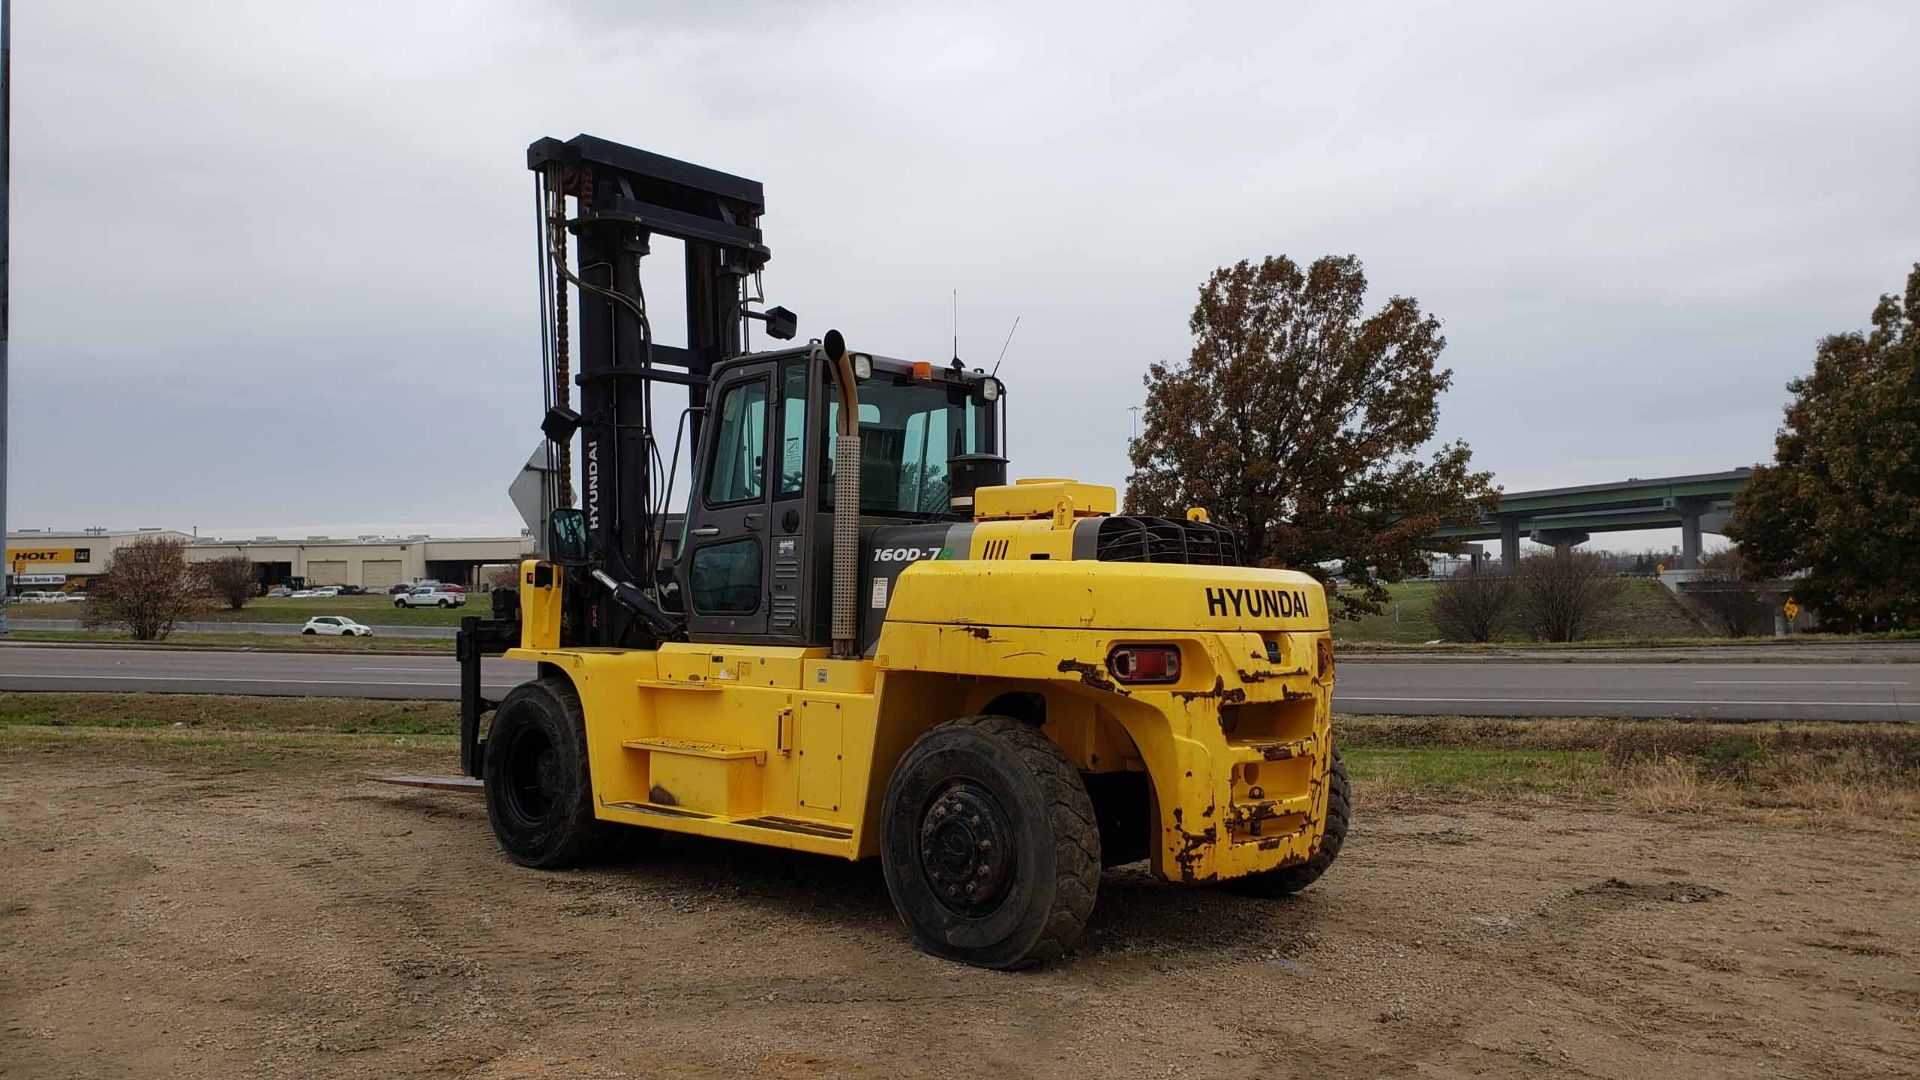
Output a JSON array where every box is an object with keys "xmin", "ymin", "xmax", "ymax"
[{"xmin": 1090, "ymin": 515, "xmax": 1243, "ymax": 566}]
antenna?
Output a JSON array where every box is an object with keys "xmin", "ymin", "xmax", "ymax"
[
  {"xmin": 990, "ymin": 316, "xmax": 1021, "ymax": 379},
  {"xmin": 951, "ymin": 288, "xmax": 959, "ymax": 366}
]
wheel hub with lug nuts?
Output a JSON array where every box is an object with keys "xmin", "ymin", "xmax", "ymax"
[{"xmin": 920, "ymin": 783, "xmax": 1015, "ymax": 915}]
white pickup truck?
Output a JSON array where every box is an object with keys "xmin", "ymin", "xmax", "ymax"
[{"xmin": 393, "ymin": 586, "xmax": 466, "ymax": 609}]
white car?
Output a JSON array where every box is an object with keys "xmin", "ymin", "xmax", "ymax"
[
  {"xmin": 290, "ymin": 590, "xmax": 316, "ymax": 599},
  {"xmin": 302, "ymin": 616, "xmax": 372, "ymax": 637},
  {"xmin": 394, "ymin": 586, "xmax": 466, "ymax": 609},
  {"xmin": 311, "ymin": 586, "xmax": 342, "ymax": 597}
]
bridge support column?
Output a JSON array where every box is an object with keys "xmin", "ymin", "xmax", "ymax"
[
  {"xmin": 1680, "ymin": 510, "xmax": 1703, "ymax": 569},
  {"xmin": 1500, "ymin": 518, "xmax": 1521, "ymax": 572}
]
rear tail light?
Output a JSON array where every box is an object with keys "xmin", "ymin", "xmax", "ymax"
[
  {"xmin": 1316, "ymin": 637, "xmax": 1335, "ymax": 680},
  {"xmin": 1108, "ymin": 644, "xmax": 1181, "ymax": 683}
]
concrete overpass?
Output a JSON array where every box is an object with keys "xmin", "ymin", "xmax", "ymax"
[{"xmin": 1431, "ymin": 469, "xmax": 1751, "ymax": 569}]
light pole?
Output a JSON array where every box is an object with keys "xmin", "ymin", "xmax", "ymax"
[{"xmin": 1, "ymin": 0, "xmax": 12, "ymax": 635}]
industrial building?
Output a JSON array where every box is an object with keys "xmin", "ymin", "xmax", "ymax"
[{"xmin": 6, "ymin": 528, "xmax": 535, "ymax": 594}]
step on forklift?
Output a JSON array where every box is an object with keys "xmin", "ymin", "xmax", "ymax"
[{"xmin": 456, "ymin": 134, "xmax": 1348, "ymax": 969}]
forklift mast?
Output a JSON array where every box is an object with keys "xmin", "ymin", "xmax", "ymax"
[{"xmin": 526, "ymin": 135, "xmax": 787, "ymax": 648}]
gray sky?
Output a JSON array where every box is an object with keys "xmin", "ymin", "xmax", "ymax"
[{"xmin": 10, "ymin": 1, "xmax": 1918, "ymax": 552}]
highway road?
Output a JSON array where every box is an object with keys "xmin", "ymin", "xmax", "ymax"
[
  {"xmin": 1, "ymin": 644, "xmax": 1916, "ymax": 721},
  {"xmin": 9, "ymin": 618, "xmax": 456, "ymax": 639},
  {"xmin": 0, "ymin": 645, "xmax": 531, "ymax": 700}
]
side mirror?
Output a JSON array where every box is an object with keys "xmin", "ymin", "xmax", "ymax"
[
  {"xmin": 548, "ymin": 508, "xmax": 589, "ymax": 567},
  {"xmin": 762, "ymin": 305, "xmax": 797, "ymax": 341}
]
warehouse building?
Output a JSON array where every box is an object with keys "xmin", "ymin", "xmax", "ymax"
[{"xmin": 7, "ymin": 528, "xmax": 535, "ymax": 594}]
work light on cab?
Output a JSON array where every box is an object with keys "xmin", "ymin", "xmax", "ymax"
[{"xmin": 1108, "ymin": 644, "xmax": 1182, "ymax": 683}]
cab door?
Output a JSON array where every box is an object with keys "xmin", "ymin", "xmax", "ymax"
[{"xmin": 683, "ymin": 362, "xmax": 774, "ymax": 638}]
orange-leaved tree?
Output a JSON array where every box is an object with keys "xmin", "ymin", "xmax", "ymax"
[{"xmin": 1127, "ymin": 255, "xmax": 1496, "ymax": 618}]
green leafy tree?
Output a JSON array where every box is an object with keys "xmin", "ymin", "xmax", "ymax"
[
  {"xmin": 1126, "ymin": 255, "xmax": 1497, "ymax": 618},
  {"xmin": 1729, "ymin": 265, "xmax": 1920, "ymax": 631}
]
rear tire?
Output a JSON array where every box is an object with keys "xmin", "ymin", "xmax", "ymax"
[
  {"xmin": 483, "ymin": 677, "xmax": 653, "ymax": 868},
  {"xmin": 301, "ymin": 628, "xmax": 316, "ymax": 635},
  {"xmin": 439, "ymin": 599, "xmax": 452, "ymax": 608},
  {"xmin": 1222, "ymin": 748, "xmax": 1350, "ymax": 898},
  {"xmin": 880, "ymin": 715, "xmax": 1100, "ymax": 970}
]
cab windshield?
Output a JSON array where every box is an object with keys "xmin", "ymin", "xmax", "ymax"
[{"xmin": 815, "ymin": 375, "xmax": 996, "ymax": 516}]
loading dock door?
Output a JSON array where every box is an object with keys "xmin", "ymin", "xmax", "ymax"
[
  {"xmin": 362, "ymin": 559, "xmax": 402, "ymax": 590},
  {"xmin": 306, "ymin": 560, "xmax": 348, "ymax": 586}
]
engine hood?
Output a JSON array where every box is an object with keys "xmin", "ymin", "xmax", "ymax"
[{"xmin": 883, "ymin": 560, "xmax": 1328, "ymax": 633}]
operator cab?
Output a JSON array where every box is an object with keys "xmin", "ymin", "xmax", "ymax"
[{"xmin": 675, "ymin": 347, "xmax": 1006, "ymax": 647}]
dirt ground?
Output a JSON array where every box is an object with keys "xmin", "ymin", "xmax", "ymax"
[{"xmin": 3, "ymin": 739, "xmax": 1917, "ymax": 1079}]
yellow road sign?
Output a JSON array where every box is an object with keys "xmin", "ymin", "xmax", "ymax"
[{"xmin": 1783, "ymin": 598, "xmax": 1801, "ymax": 621}]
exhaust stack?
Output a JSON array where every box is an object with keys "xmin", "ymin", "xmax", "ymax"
[{"xmin": 824, "ymin": 330, "xmax": 861, "ymax": 657}]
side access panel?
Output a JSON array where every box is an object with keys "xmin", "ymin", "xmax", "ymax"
[{"xmin": 796, "ymin": 699, "xmax": 845, "ymax": 813}]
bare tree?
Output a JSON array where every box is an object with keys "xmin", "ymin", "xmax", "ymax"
[
  {"xmin": 1430, "ymin": 562, "xmax": 1516, "ymax": 642},
  {"xmin": 198, "ymin": 555, "xmax": 257, "ymax": 611},
  {"xmin": 83, "ymin": 537, "xmax": 210, "ymax": 640},
  {"xmin": 1517, "ymin": 551, "xmax": 1625, "ymax": 643},
  {"xmin": 1690, "ymin": 548, "xmax": 1771, "ymax": 637}
]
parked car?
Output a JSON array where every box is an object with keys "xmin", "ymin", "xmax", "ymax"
[
  {"xmin": 338, "ymin": 585, "xmax": 366, "ymax": 596},
  {"xmin": 267, "ymin": 587, "xmax": 294, "ymax": 598},
  {"xmin": 387, "ymin": 583, "xmax": 412, "ymax": 595},
  {"xmin": 57, "ymin": 592, "xmax": 87, "ymax": 603},
  {"xmin": 302, "ymin": 616, "xmax": 372, "ymax": 637},
  {"xmin": 394, "ymin": 586, "xmax": 466, "ymax": 609},
  {"xmin": 441, "ymin": 583, "xmax": 467, "ymax": 593},
  {"xmin": 310, "ymin": 586, "xmax": 342, "ymax": 598},
  {"xmin": 290, "ymin": 590, "xmax": 316, "ymax": 599}
]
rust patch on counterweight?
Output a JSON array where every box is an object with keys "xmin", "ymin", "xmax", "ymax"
[
  {"xmin": 1173, "ymin": 676, "xmax": 1246, "ymax": 705},
  {"xmin": 1056, "ymin": 658, "xmax": 1129, "ymax": 695},
  {"xmin": 1169, "ymin": 806, "xmax": 1219, "ymax": 883}
]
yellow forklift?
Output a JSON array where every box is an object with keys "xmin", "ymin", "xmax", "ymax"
[{"xmin": 456, "ymin": 135, "xmax": 1347, "ymax": 968}]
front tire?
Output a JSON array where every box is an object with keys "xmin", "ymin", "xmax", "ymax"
[
  {"xmin": 880, "ymin": 715, "xmax": 1100, "ymax": 970},
  {"xmin": 483, "ymin": 677, "xmax": 650, "ymax": 868},
  {"xmin": 1223, "ymin": 747, "xmax": 1350, "ymax": 898}
]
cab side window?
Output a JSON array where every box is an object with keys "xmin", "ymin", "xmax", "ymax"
[
  {"xmin": 691, "ymin": 538, "xmax": 761, "ymax": 613},
  {"xmin": 707, "ymin": 379, "xmax": 769, "ymax": 505},
  {"xmin": 779, "ymin": 361, "xmax": 807, "ymax": 497}
]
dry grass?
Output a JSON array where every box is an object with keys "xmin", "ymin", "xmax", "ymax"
[
  {"xmin": 1340, "ymin": 713, "xmax": 1920, "ymax": 824},
  {"xmin": 0, "ymin": 692, "xmax": 459, "ymax": 734},
  {"xmin": 1618, "ymin": 757, "xmax": 1729, "ymax": 812}
]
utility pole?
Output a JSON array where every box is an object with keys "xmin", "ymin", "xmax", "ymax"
[
  {"xmin": 1, "ymin": 0, "xmax": 12, "ymax": 636},
  {"xmin": 1128, "ymin": 405, "xmax": 1141, "ymax": 440}
]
